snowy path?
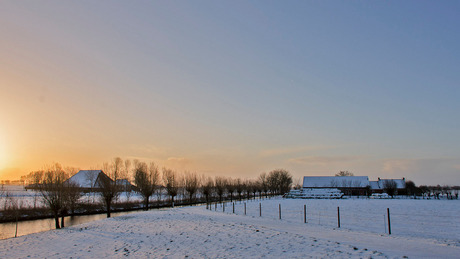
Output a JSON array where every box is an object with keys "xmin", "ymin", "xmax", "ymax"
[{"xmin": 0, "ymin": 204, "xmax": 458, "ymax": 258}]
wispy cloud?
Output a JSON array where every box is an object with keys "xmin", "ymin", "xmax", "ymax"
[
  {"xmin": 164, "ymin": 157, "xmax": 192, "ymax": 169},
  {"xmin": 382, "ymin": 159, "xmax": 417, "ymax": 174},
  {"xmin": 260, "ymin": 146, "xmax": 334, "ymax": 158},
  {"xmin": 288, "ymin": 156, "xmax": 359, "ymax": 166}
]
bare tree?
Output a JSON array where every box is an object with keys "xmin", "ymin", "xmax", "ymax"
[
  {"xmin": 258, "ymin": 173, "xmax": 268, "ymax": 197},
  {"xmin": 134, "ymin": 162, "xmax": 160, "ymax": 210},
  {"xmin": 201, "ymin": 176, "xmax": 214, "ymax": 203},
  {"xmin": 244, "ymin": 179, "xmax": 252, "ymax": 199},
  {"xmin": 64, "ymin": 180, "xmax": 81, "ymax": 215},
  {"xmin": 235, "ymin": 178, "xmax": 244, "ymax": 200},
  {"xmin": 215, "ymin": 177, "xmax": 227, "ymax": 202},
  {"xmin": 163, "ymin": 168, "xmax": 179, "ymax": 206},
  {"xmin": 335, "ymin": 171, "xmax": 354, "ymax": 176},
  {"xmin": 267, "ymin": 169, "xmax": 293, "ymax": 195},
  {"xmin": 184, "ymin": 172, "xmax": 200, "ymax": 203},
  {"xmin": 39, "ymin": 163, "xmax": 68, "ymax": 229},
  {"xmin": 65, "ymin": 166, "xmax": 80, "ymax": 177},
  {"xmin": 226, "ymin": 178, "xmax": 236, "ymax": 202},
  {"xmin": 99, "ymin": 157, "xmax": 123, "ymax": 218},
  {"xmin": 405, "ymin": 180, "xmax": 417, "ymax": 197},
  {"xmin": 124, "ymin": 159, "xmax": 133, "ymax": 202},
  {"xmin": 383, "ymin": 180, "xmax": 398, "ymax": 198}
]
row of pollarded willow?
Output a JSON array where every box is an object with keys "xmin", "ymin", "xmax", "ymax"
[
  {"xmin": 19, "ymin": 157, "xmax": 293, "ymax": 229},
  {"xmin": 133, "ymin": 164, "xmax": 293, "ymax": 208}
]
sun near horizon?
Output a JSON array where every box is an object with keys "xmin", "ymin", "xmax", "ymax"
[{"xmin": 1, "ymin": 1, "xmax": 460, "ymax": 186}]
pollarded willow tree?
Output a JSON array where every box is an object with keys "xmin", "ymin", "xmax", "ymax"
[
  {"xmin": 215, "ymin": 176, "xmax": 227, "ymax": 202},
  {"xmin": 201, "ymin": 176, "xmax": 214, "ymax": 203},
  {"xmin": 226, "ymin": 178, "xmax": 236, "ymax": 202},
  {"xmin": 99, "ymin": 157, "xmax": 124, "ymax": 218},
  {"xmin": 134, "ymin": 162, "xmax": 160, "ymax": 210},
  {"xmin": 184, "ymin": 171, "xmax": 200, "ymax": 203},
  {"xmin": 39, "ymin": 163, "xmax": 80, "ymax": 229},
  {"xmin": 163, "ymin": 168, "xmax": 180, "ymax": 206},
  {"xmin": 266, "ymin": 169, "xmax": 293, "ymax": 195}
]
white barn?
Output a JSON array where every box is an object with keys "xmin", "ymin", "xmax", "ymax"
[{"xmin": 303, "ymin": 176, "xmax": 371, "ymax": 196}]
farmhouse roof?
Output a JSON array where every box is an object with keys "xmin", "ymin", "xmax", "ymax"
[
  {"xmin": 303, "ymin": 176, "xmax": 370, "ymax": 188},
  {"xmin": 369, "ymin": 181, "xmax": 380, "ymax": 190},
  {"xmin": 378, "ymin": 178, "xmax": 406, "ymax": 189},
  {"xmin": 67, "ymin": 170, "xmax": 106, "ymax": 188}
]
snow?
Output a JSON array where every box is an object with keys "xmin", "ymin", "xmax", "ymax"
[
  {"xmin": 303, "ymin": 176, "xmax": 370, "ymax": 188},
  {"xmin": 0, "ymin": 198, "xmax": 458, "ymax": 258},
  {"xmin": 67, "ymin": 170, "xmax": 103, "ymax": 188},
  {"xmin": 376, "ymin": 179, "xmax": 406, "ymax": 189}
]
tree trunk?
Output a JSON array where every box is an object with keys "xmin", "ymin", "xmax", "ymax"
[
  {"xmin": 144, "ymin": 197, "xmax": 149, "ymax": 211},
  {"xmin": 106, "ymin": 200, "xmax": 111, "ymax": 218},
  {"xmin": 54, "ymin": 213, "xmax": 61, "ymax": 229}
]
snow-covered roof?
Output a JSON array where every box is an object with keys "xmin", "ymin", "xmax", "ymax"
[
  {"xmin": 369, "ymin": 179, "xmax": 406, "ymax": 190},
  {"xmin": 303, "ymin": 176, "xmax": 370, "ymax": 188},
  {"xmin": 378, "ymin": 179, "xmax": 406, "ymax": 189},
  {"xmin": 369, "ymin": 181, "xmax": 380, "ymax": 190},
  {"xmin": 67, "ymin": 170, "xmax": 105, "ymax": 188}
]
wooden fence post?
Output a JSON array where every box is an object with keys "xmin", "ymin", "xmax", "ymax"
[
  {"xmin": 387, "ymin": 208, "xmax": 391, "ymax": 235},
  {"xmin": 337, "ymin": 207, "xmax": 340, "ymax": 228},
  {"xmin": 259, "ymin": 203, "xmax": 262, "ymax": 217},
  {"xmin": 304, "ymin": 205, "xmax": 307, "ymax": 223},
  {"xmin": 279, "ymin": 204, "xmax": 281, "ymax": 220},
  {"xmin": 244, "ymin": 203, "xmax": 247, "ymax": 215},
  {"xmin": 233, "ymin": 202, "xmax": 235, "ymax": 214}
]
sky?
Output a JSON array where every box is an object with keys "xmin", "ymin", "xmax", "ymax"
[{"xmin": 0, "ymin": 1, "xmax": 459, "ymax": 185}]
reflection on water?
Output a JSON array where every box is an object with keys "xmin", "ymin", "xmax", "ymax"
[{"xmin": 0, "ymin": 210, "xmax": 139, "ymax": 240}]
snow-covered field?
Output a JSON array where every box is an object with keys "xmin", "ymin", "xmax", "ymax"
[
  {"xmin": 229, "ymin": 198, "xmax": 460, "ymax": 246},
  {"xmin": 0, "ymin": 198, "xmax": 458, "ymax": 258}
]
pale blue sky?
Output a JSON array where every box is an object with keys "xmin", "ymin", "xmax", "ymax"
[{"xmin": 1, "ymin": 1, "xmax": 459, "ymax": 185}]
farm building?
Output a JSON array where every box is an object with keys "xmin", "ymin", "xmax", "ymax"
[
  {"xmin": 65, "ymin": 170, "xmax": 136, "ymax": 192},
  {"xmin": 302, "ymin": 176, "xmax": 370, "ymax": 196},
  {"xmin": 369, "ymin": 178, "xmax": 406, "ymax": 195},
  {"xmin": 301, "ymin": 176, "xmax": 406, "ymax": 196},
  {"xmin": 65, "ymin": 170, "xmax": 110, "ymax": 192}
]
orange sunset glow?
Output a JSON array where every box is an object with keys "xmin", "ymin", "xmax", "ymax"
[{"xmin": 1, "ymin": 1, "xmax": 459, "ymax": 186}]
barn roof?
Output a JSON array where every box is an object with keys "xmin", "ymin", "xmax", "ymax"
[
  {"xmin": 369, "ymin": 181, "xmax": 380, "ymax": 190},
  {"xmin": 303, "ymin": 176, "xmax": 370, "ymax": 188},
  {"xmin": 378, "ymin": 179, "xmax": 406, "ymax": 189},
  {"xmin": 67, "ymin": 170, "xmax": 105, "ymax": 188}
]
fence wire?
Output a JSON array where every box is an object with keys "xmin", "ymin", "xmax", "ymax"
[{"xmin": 210, "ymin": 198, "xmax": 460, "ymax": 246}]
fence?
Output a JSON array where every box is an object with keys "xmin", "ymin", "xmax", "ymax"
[{"xmin": 206, "ymin": 198, "xmax": 460, "ymax": 244}]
